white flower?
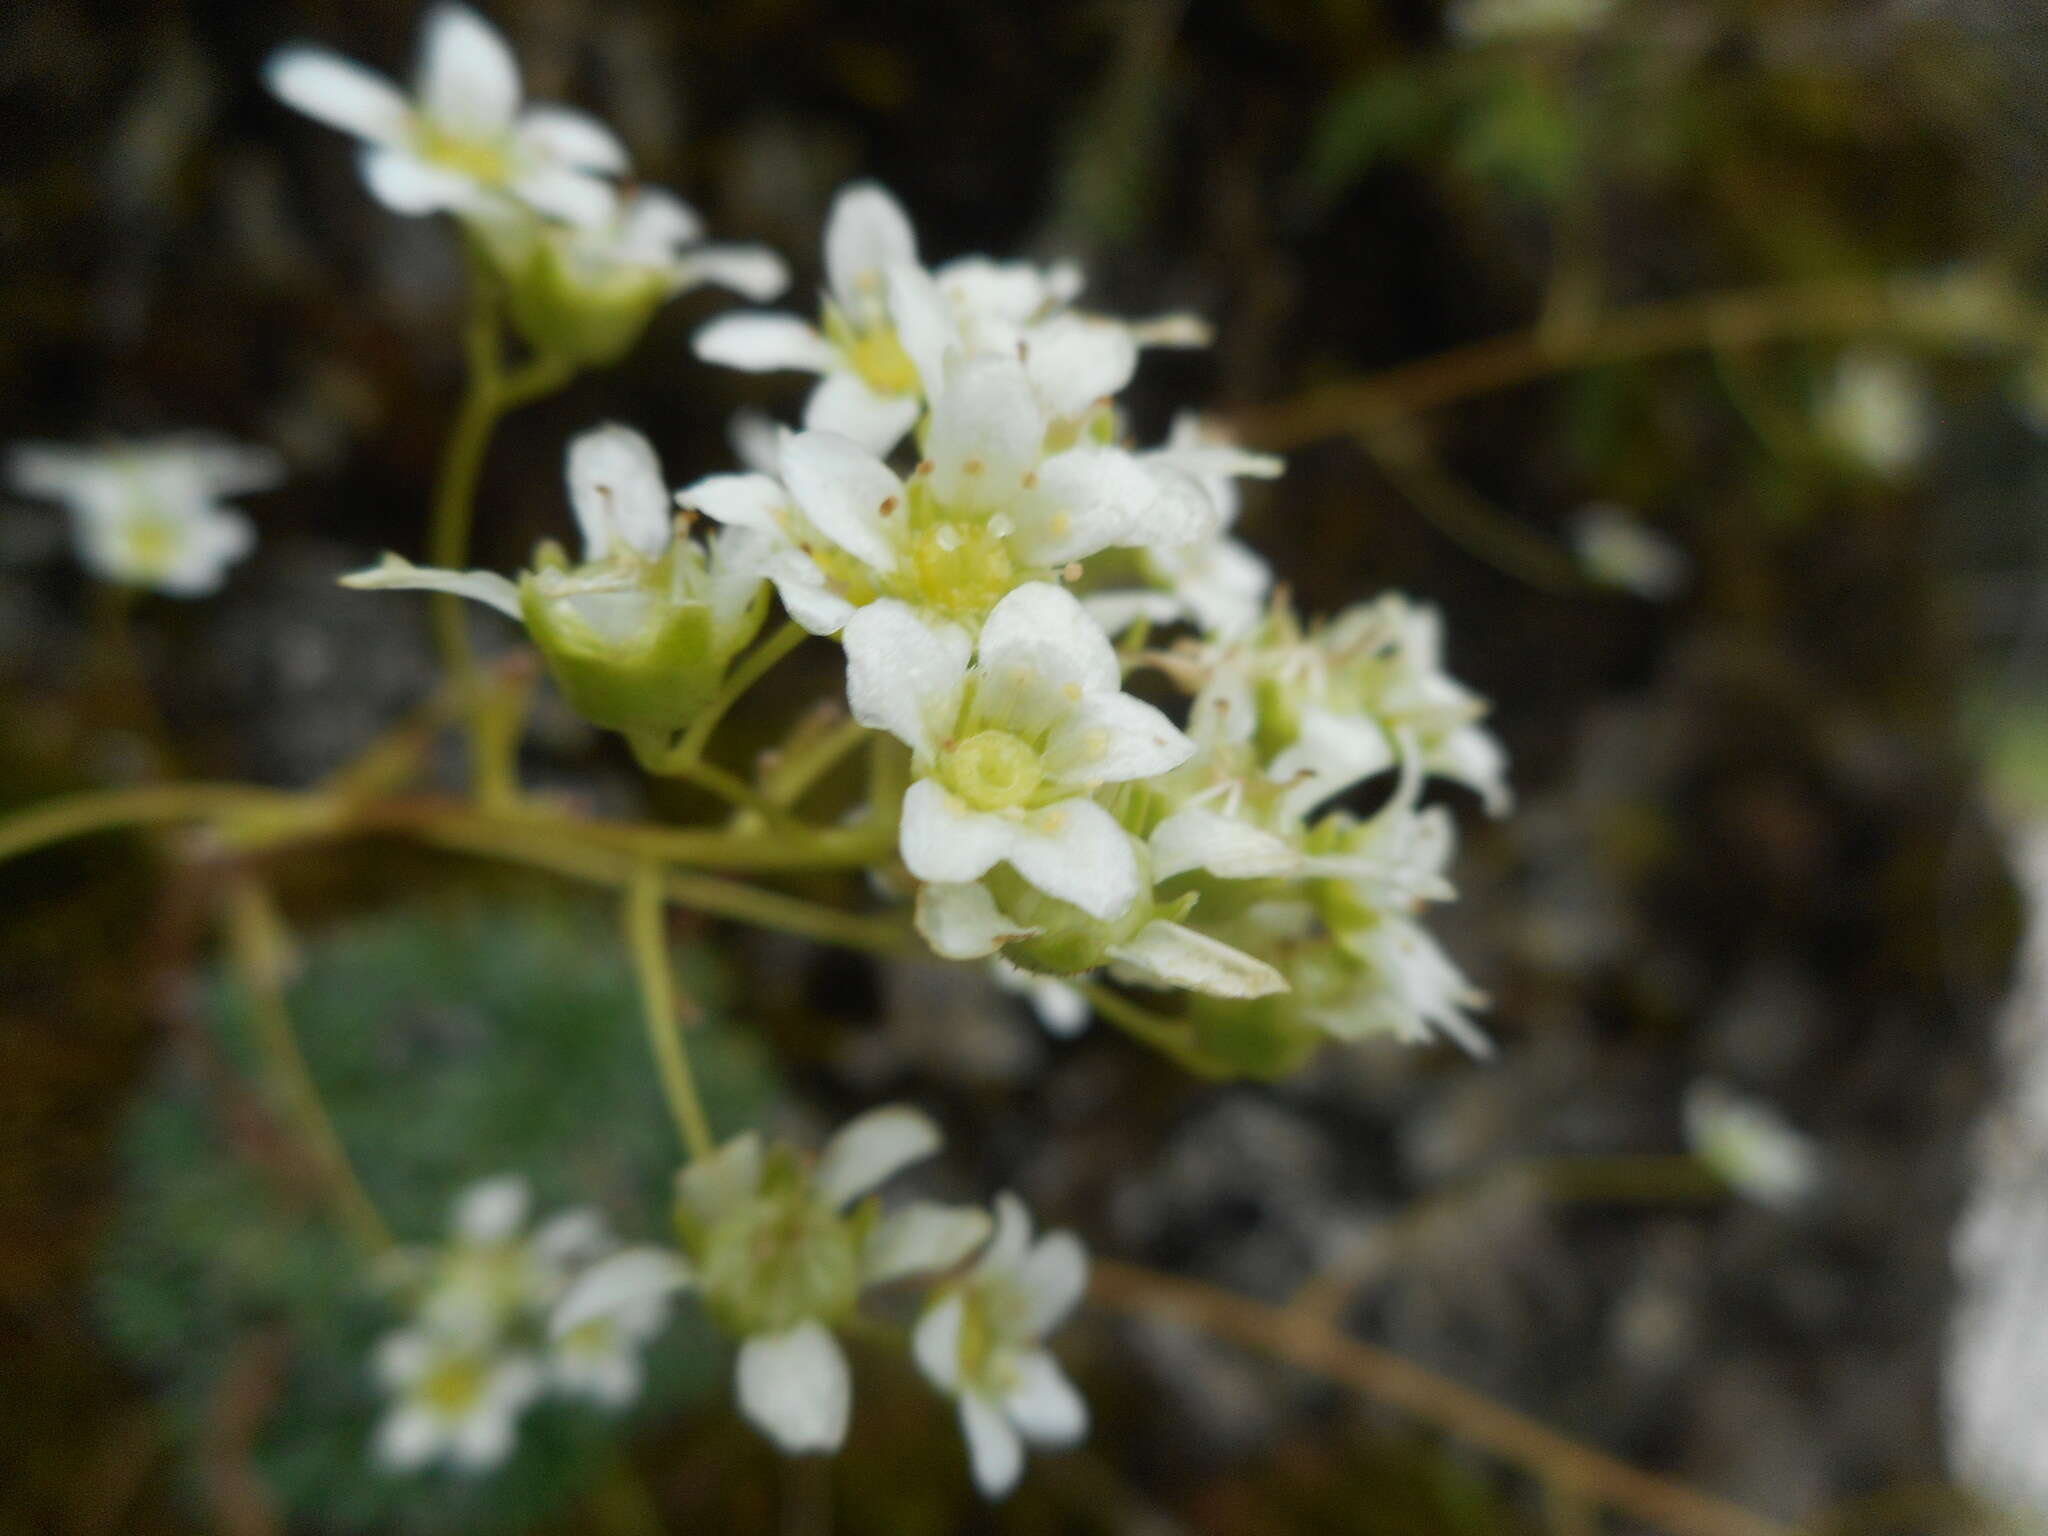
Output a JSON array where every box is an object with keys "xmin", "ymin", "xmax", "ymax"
[
  {"xmin": 682, "ymin": 352, "xmax": 1216, "ymax": 634},
  {"xmin": 266, "ymin": 2, "xmax": 626, "ymax": 227},
  {"xmin": 1684, "ymin": 1081, "xmax": 1821, "ymax": 1210},
  {"xmin": 992, "ymin": 959, "xmax": 1093, "ymax": 1037},
  {"xmin": 693, "ymin": 181, "xmax": 1214, "ymax": 453},
  {"xmin": 1818, "ymin": 349, "xmax": 1931, "ymax": 478},
  {"xmin": 844, "ymin": 583, "xmax": 1192, "ymax": 921},
  {"xmin": 552, "ymin": 1107, "xmax": 990, "ymax": 1455},
  {"xmin": 8, "ymin": 434, "xmax": 278, "ymax": 596},
  {"xmin": 371, "ymin": 1327, "xmax": 543, "ymax": 1473},
  {"xmin": 344, "ymin": 424, "xmax": 769, "ymax": 735},
  {"xmin": 515, "ymin": 185, "xmax": 789, "ymax": 305},
  {"xmin": 1570, "ymin": 504, "xmax": 1688, "ymax": 600},
  {"xmin": 547, "ymin": 1285, "xmax": 670, "ymax": 1408},
  {"xmin": 693, "ymin": 182, "xmax": 929, "ymax": 451},
  {"xmin": 411, "ymin": 1174, "xmax": 568, "ymax": 1343},
  {"xmin": 913, "ymin": 1193, "xmax": 1088, "ymax": 1499},
  {"xmin": 1450, "ymin": 0, "xmax": 1618, "ymax": 43},
  {"xmin": 1086, "ymin": 414, "xmax": 1281, "ymax": 640}
]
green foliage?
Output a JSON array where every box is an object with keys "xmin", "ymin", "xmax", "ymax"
[{"xmin": 96, "ymin": 897, "xmax": 773, "ymax": 1534}]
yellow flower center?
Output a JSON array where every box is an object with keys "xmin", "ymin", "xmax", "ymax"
[
  {"xmin": 896, "ymin": 521, "xmax": 1016, "ymax": 622},
  {"xmin": 419, "ymin": 1356, "xmax": 489, "ymax": 1415},
  {"xmin": 844, "ymin": 325, "xmax": 920, "ymax": 397},
  {"xmin": 944, "ymin": 730, "xmax": 1043, "ymax": 812},
  {"xmin": 414, "ymin": 120, "xmax": 511, "ymax": 185},
  {"xmin": 119, "ymin": 515, "xmax": 181, "ymax": 578}
]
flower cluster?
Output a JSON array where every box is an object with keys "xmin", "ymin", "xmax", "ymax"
[
  {"xmin": 267, "ymin": 4, "xmax": 785, "ymax": 365},
  {"xmin": 551, "ymin": 1107, "xmax": 1086, "ymax": 1496},
  {"xmin": 7, "ymin": 435, "xmax": 280, "ymax": 596},
  {"xmin": 370, "ymin": 1176, "xmax": 669, "ymax": 1473}
]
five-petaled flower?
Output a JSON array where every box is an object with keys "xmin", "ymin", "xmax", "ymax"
[
  {"xmin": 552, "ymin": 1107, "xmax": 989, "ymax": 1455},
  {"xmin": 267, "ymin": 2, "xmax": 627, "ymax": 228},
  {"xmin": 913, "ymin": 1193, "xmax": 1089, "ymax": 1499},
  {"xmin": 8, "ymin": 434, "xmax": 280, "ymax": 596}
]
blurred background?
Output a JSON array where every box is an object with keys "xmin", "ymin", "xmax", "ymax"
[{"xmin": 6, "ymin": 0, "xmax": 2048, "ymax": 1530}]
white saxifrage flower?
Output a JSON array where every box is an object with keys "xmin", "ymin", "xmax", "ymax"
[
  {"xmin": 266, "ymin": 2, "xmax": 627, "ymax": 227},
  {"xmin": 552, "ymin": 1107, "xmax": 990, "ymax": 1455},
  {"xmin": 693, "ymin": 180, "xmax": 1213, "ymax": 453},
  {"xmin": 991, "ymin": 959, "xmax": 1093, "ymax": 1038},
  {"xmin": 679, "ymin": 354, "xmax": 1216, "ymax": 634},
  {"xmin": 371, "ymin": 1327, "xmax": 543, "ymax": 1473},
  {"xmin": 694, "ymin": 182, "xmax": 931, "ymax": 450},
  {"xmin": 1570, "ymin": 504, "xmax": 1688, "ymax": 600},
  {"xmin": 344, "ymin": 424, "xmax": 769, "ymax": 736},
  {"xmin": 1684, "ymin": 1080, "xmax": 1821, "ymax": 1210},
  {"xmin": 8, "ymin": 434, "xmax": 280, "ymax": 596},
  {"xmin": 844, "ymin": 582, "xmax": 1191, "ymax": 922},
  {"xmin": 1086, "ymin": 413, "xmax": 1282, "ymax": 640},
  {"xmin": 913, "ymin": 1193, "xmax": 1089, "ymax": 1499}
]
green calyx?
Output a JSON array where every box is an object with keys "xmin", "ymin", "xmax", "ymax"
[
  {"xmin": 687, "ymin": 1153, "xmax": 868, "ymax": 1337},
  {"xmin": 518, "ymin": 560, "xmax": 766, "ymax": 736},
  {"xmin": 982, "ymin": 859, "xmax": 1158, "ymax": 976},
  {"xmin": 503, "ymin": 234, "xmax": 668, "ymax": 369}
]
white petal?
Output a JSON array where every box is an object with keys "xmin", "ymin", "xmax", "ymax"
[
  {"xmin": 450, "ymin": 1401, "xmax": 520, "ymax": 1470},
  {"xmin": 340, "ymin": 552, "xmax": 522, "ymax": 619},
  {"xmin": 842, "ymin": 600, "xmax": 969, "ymax": 758},
  {"xmin": 911, "ymin": 1292, "xmax": 966, "ymax": 1391},
  {"xmin": 1001, "ymin": 799, "xmax": 1141, "ymax": 922},
  {"xmin": 677, "ymin": 1131, "xmax": 764, "ymax": 1227},
  {"xmin": 511, "ymin": 164, "xmax": 617, "ymax": 228},
  {"xmin": 551, "ymin": 1247, "xmax": 695, "ymax": 1338},
  {"xmin": 1082, "ymin": 589, "xmax": 1195, "ymax": 637},
  {"xmin": 815, "ymin": 1104, "xmax": 942, "ymax": 1208},
  {"xmin": 736, "ymin": 1322, "xmax": 851, "ymax": 1454},
  {"xmin": 676, "ymin": 245, "xmax": 792, "ymax": 302},
  {"xmin": 1017, "ymin": 448, "xmax": 1217, "ymax": 567},
  {"xmin": 418, "ymin": 2, "xmax": 520, "ymax": 136},
  {"xmin": 885, "ymin": 262, "xmax": 960, "ymax": 399},
  {"xmin": 899, "ymin": 782, "xmax": 1022, "ymax": 886},
  {"xmin": 777, "ymin": 430, "xmax": 905, "ymax": 575},
  {"xmin": 567, "ymin": 424, "xmax": 671, "ymax": 561},
  {"xmin": 616, "ymin": 185, "xmax": 702, "ymax": 253},
  {"xmin": 824, "ymin": 181, "xmax": 919, "ymax": 314},
  {"xmin": 694, "ymin": 313, "xmax": 837, "ymax": 374},
  {"xmin": 1042, "ymin": 691, "xmax": 1195, "ymax": 787},
  {"xmin": 926, "ymin": 357, "xmax": 1044, "ymax": 509},
  {"xmin": 372, "ymin": 1329, "xmax": 433, "ymax": 1390},
  {"xmin": 803, "ymin": 371, "xmax": 920, "ymax": 454},
  {"xmin": 1148, "ymin": 808, "xmax": 1299, "ymax": 881},
  {"xmin": 265, "ymin": 49, "xmax": 410, "ymax": 144},
  {"xmin": 979, "ymin": 1192, "xmax": 1034, "ymax": 1276},
  {"xmin": 960, "ymin": 1393, "xmax": 1025, "ymax": 1498},
  {"xmin": 976, "ymin": 582, "xmax": 1120, "ymax": 697},
  {"xmin": 375, "ymin": 1404, "xmax": 443, "ymax": 1470},
  {"xmin": 675, "ymin": 471, "xmax": 787, "ymax": 533},
  {"xmin": 1021, "ymin": 315, "xmax": 1136, "ymax": 420},
  {"xmin": 1107, "ymin": 920, "xmax": 1289, "ymax": 999},
  {"xmin": 359, "ymin": 146, "xmax": 478, "ymax": 215},
  {"xmin": 915, "ymin": 882, "xmax": 1040, "ymax": 960},
  {"xmin": 454, "ymin": 1174, "xmax": 528, "ymax": 1241},
  {"xmin": 759, "ymin": 551, "xmax": 855, "ymax": 635},
  {"xmin": 514, "ymin": 105, "xmax": 628, "ymax": 173},
  {"xmin": 1017, "ymin": 1231, "xmax": 1089, "ymax": 1337},
  {"xmin": 862, "ymin": 1202, "xmax": 992, "ymax": 1284},
  {"xmin": 1004, "ymin": 1351, "xmax": 1088, "ymax": 1446}
]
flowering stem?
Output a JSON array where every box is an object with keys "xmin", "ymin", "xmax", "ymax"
[
  {"xmin": 1088, "ymin": 1257, "xmax": 1795, "ymax": 1536},
  {"xmin": 670, "ymin": 620, "xmax": 810, "ymax": 771},
  {"xmin": 221, "ymin": 878, "xmax": 395, "ymax": 1256},
  {"xmin": 623, "ymin": 859, "xmax": 717, "ymax": 1162},
  {"xmin": 1081, "ymin": 984, "xmax": 1230, "ymax": 1078}
]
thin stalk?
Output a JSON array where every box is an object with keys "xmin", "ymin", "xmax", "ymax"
[
  {"xmin": 0, "ymin": 783, "xmax": 306, "ymax": 866},
  {"xmin": 222, "ymin": 880, "xmax": 394, "ymax": 1256},
  {"xmin": 1089, "ymin": 1258, "xmax": 1796, "ymax": 1536},
  {"xmin": 623, "ymin": 859, "xmax": 716, "ymax": 1161},
  {"xmin": 670, "ymin": 620, "xmax": 809, "ymax": 770},
  {"xmin": 1081, "ymin": 984, "xmax": 1229, "ymax": 1078}
]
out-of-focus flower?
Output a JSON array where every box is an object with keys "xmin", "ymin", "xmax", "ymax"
[
  {"xmin": 1683, "ymin": 1080, "xmax": 1821, "ymax": 1209},
  {"xmin": 992, "ymin": 959, "xmax": 1092, "ymax": 1038},
  {"xmin": 487, "ymin": 186, "xmax": 789, "ymax": 367},
  {"xmin": 266, "ymin": 2, "xmax": 626, "ymax": 228},
  {"xmin": 913, "ymin": 1193, "xmax": 1088, "ymax": 1498},
  {"xmin": 1570, "ymin": 504, "xmax": 1688, "ymax": 600},
  {"xmin": 371, "ymin": 1328, "xmax": 543, "ymax": 1473},
  {"xmin": 7, "ymin": 434, "xmax": 279, "ymax": 596},
  {"xmin": 345, "ymin": 425, "xmax": 769, "ymax": 737},
  {"xmin": 1818, "ymin": 349, "xmax": 1931, "ymax": 478},
  {"xmin": 552, "ymin": 1107, "xmax": 989, "ymax": 1455}
]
